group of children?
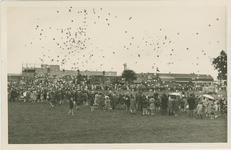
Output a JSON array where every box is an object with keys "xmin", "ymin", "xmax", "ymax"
[{"xmin": 196, "ymin": 98, "xmax": 225, "ymax": 119}]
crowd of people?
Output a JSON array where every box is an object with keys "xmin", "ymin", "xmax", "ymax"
[{"xmin": 8, "ymin": 77, "xmax": 227, "ymax": 119}]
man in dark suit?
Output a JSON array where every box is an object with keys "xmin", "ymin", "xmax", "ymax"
[
  {"xmin": 187, "ymin": 94, "xmax": 196, "ymax": 117},
  {"xmin": 137, "ymin": 92, "xmax": 143, "ymax": 111},
  {"xmin": 161, "ymin": 93, "xmax": 168, "ymax": 115}
]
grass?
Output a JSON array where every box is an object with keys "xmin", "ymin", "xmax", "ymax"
[{"xmin": 8, "ymin": 96, "xmax": 227, "ymax": 144}]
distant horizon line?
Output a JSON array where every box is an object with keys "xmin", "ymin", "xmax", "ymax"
[{"xmin": 7, "ymin": 71, "xmax": 214, "ymax": 76}]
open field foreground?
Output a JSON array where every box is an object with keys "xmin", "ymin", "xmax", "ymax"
[{"xmin": 9, "ymin": 101, "xmax": 227, "ymax": 144}]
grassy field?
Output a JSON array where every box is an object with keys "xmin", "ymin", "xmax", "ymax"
[{"xmin": 8, "ymin": 95, "xmax": 227, "ymax": 144}]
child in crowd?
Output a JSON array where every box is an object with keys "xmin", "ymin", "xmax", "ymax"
[
  {"xmin": 202, "ymin": 98, "xmax": 208, "ymax": 116},
  {"xmin": 210, "ymin": 103, "xmax": 215, "ymax": 119},
  {"xmin": 149, "ymin": 97, "xmax": 155, "ymax": 115},
  {"xmin": 142, "ymin": 98, "xmax": 148, "ymax": 115},
  {"xmin": 168, "ymin": 95, "xmax": 174, "ymax": 115},
  {"xmin": 119, "ymin": 95, "xmax": 125, "ymax": 109},
  {"xmin": 196, "ymin": 100, "xmax": 203, "ymax": 119},
  {"xmin": 181, "ymin": 96, "xmax": 187, "ymax": 113},
  {"xmin": 130, "ymin": 95, "xmax": 136, "ymax": 114},
  {"xmin": 214, "ymin": 101, "xmax": 219, "ymax": 118},
  {"xmin": 124, "ymin": 95, "xmax": 130, "ymax": 112},
  {"xmin": 94, "ymin": 93, "xmax": 99, "ymax": 106},
  {"xmin": 155, "ymin": 98, "xmax": 160, "ymax": 112},
  {"xmin": 68, "ymin": 97, "xmax": 74, "ymax": 116},
  {"xmin": 207, "ymin": 99, "xmax": 213, "ymax": 117},
  {"xmin": 104, "ymin": 96, "xmax": 111, "ymax": 111},
  {"xmin": 40, "ymin": 92, "xmax": 44, "ymax": 103},
  {"xmin": 90, "ymin": 93, "xmax": 95, "ymax": 112}
]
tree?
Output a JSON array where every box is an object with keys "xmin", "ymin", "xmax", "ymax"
[
  {"xmin": 212, "ymin": 50, "xmax": 227, "ymax": 80},
  {"xmin": 122, "ymin": 69, "xmax": 137, "ymax": 83},
  {"xmin": 111, "ymin": 77, "xmax": 120, "ymax": 85}
]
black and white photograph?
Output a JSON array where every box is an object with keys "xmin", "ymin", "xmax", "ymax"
[{"xmin": 1, "ymin": 0, "xmax": 230, "ymax": 149}]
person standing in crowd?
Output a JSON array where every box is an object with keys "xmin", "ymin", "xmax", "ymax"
[
  {"xmin": 94, "ymin": 93, "xmax": 99, "ymax": 106},
  {"xmin": 173, "ymin": 95, "xmax": 180, "ymax": 116},
  {"xmin": 149, "ymin": 97, "xmax": 155, "ymax": 115},
  {"xmin": 60, "ymin": 89, "xmax": 65, "ymax": 105},
  {"xmin": 223, "ymin": 100, "xmax": 227, "ymax": 118},
  {"xmin": 89, "ymin": 91, "xmax": 95, "ymax": 112},
  {"xmin": 115, "ymin": 94, "xmax": 120, "ymax": 109},
  {"xmin": 214, "ymin": 101, "xmax": 219, "ymax": 118},
  {"xmin": 50, "ymin": 90, "xmax": 56, "ymax": 107},
  {"xmin": 110, "ymin": 92, "xmax": 116, "ymax": 109},
  {"xmin": 154, "ymin": 97, "xmax": 161, "ymax": 112},
  {"xmin": 118, "ymin": 94, "xmax": 124, "ymax": 109},
  {"xmin": 142, "ymin": 96, "xmax": 148, "ymax": 115},
  {"xmin": 31, "ymin": 90, "xmax": 37, "ymax": 103},
  {"xmin": 135, "ymin": 93, "xmax": 138, "ymax": 108},
  {"xmin": 47, "ymin": 91, "xmax": 52, "ymax": 107},
  {"xmin": 56, "ymin": 89, "xmax": 61, "ymax": 106},
  {"xmin": 219, "ymin": 98, "xmax": 224, "ymax": 114},
  {"xmin": 180, "ymin": 95, "xmax": 187, "ymax": 113},
  {"xmin": 25, "ymin": 89, "xmax": 31, "ymax": 102},
  {"xmin": 74, "ymin": 91, "xmax": 79, "ymax": 110},
  {"xmin": 196, "ymin": 100, "xmax": 203, "ymax": 119},
  {"xmin": 124, "ymin": 94, "xmax": 130, "ymax": 112},
  {"xmin": 82, "ymin": 91, "xmax": 88, "ymax": 106},
  {"xmin": 187, "ymin": 94, "xmax": 196, "ymax": 117},
  {"xmin": 210, "ymin": 103, "xmax": 215, "ymax": 119},
  {"xmin": 40, "ymin": 90, "xmax": 44, "ymax": 103},
  {"xmin": 68, "ymin": 97, "xmax": 74, "ymax": 116},
  {"xmin": 43, "ymin": 90, "xmax": 47, "ymax": 103},
  {"xmin": 10, "ymin": 88, "xmax": 17, "ymax": 102},
  {"xmin": 104, "ymin": 96, "xmax": 111, "ymax": 111},
  {"xmin": 97, "ymin": 93, "xmax": 103, "ymax": 109},
  {"xmin": 161, "ymin": 93, "xmax": 168, "ymax": 115},
  {"xmin": 202, "ymin": 97, "xmax": 208, "ymax": 115},
  {"xmin": 53, "ymin": 89, "xmax": 57, "ymax": 106},
  {"xmin": 37, "ymin": 90, "xmax": 41, "ymax": 103},
  {"xmin": 137, "ymin": 92, "xmax": 143, "ymax": 111},
  {"xmin": 130, "ymin": 94, "xmax": 136, "ymax": 114},
  {"xmin": 168, "ymin": 95, "xmax": 174, "ymax": 115},
  {"xmin": 207, "ymin": 99, "xmax": 213, "ymax": 117}
]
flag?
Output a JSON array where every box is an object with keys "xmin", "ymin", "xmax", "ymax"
[{"xmin": 156, "ymin": 67, "xmax": 160, "ymax": 72}]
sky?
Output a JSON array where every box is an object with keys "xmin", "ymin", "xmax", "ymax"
[{"xmin": 7, "ymin": 4, "xmax": 227, "ymax": 79}]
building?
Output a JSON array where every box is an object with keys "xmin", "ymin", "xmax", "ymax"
[
  {"xmin": 134, "ymin": 73, "xmax": 158, "ymax": 84},
  {"xmin": 81, "ymin": 71, "xmax": 117, "ymax": 84},
  {"xmin": 8, "ymin": 74, "xmax": 22, "ymax": 82},
  {"xmin": 133, "ymin": 72, "xmax": 214, "ymax": 84},
  {"xmin": 20, "ymin": 63, "xmax": 118, "ymax": 84},
  {"xmin": 157, "ymin": 73, "xmax": 214, "ymax": 84},
  {"xmin": 49, "ymin": 65, "xmax": 60, "ymax": 72},
  {"xmin": 22, "ymin": 68, "xmax": 36, "ymax": 77},
  {"xmin": 35, "ymin": 68, "xmax": 48, "ymax": 77}
]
